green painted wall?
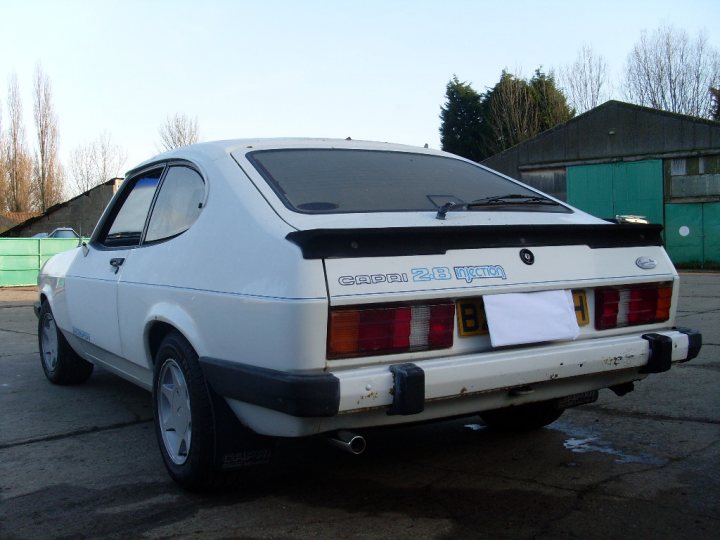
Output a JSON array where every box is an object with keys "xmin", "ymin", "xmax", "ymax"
[
  {"xmin": 567, "ymin": 160, "xmax": 664, "ymax": 225},
  {"xmin": 0, "ymin": 238, "xmax": 82, "ymax": 286}
]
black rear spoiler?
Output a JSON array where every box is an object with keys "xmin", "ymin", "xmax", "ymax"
[{"xmin": 286, "ymin": 224, "xmax": 664, "ymax": 260}]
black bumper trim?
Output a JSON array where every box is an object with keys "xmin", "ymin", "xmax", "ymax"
[
  {"xmin": 640, "ymin": 333, "xmax": 673, "ymax": 373},
  {"xmin": 676, "ymin": 327, "xmax": 702, "ymax": 361},
  {"xmin": 388, "ymin": 363, "xmax": 425, "ymax": 415},
  {"xmin": 199, "ymin": 357, "xmax": 340, "ymax": 418}
]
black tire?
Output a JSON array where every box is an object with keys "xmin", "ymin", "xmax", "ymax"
[
  {"xmin": 152, "ymin": 331, "xmax": 219, "ymax": 491},
  {"xmin": 38, "ymin": 301, "xmax": 93, "ymax": 385},
  {"xmin": 479, "ymin": 400, "xmax": 564, "ymax": 431}
]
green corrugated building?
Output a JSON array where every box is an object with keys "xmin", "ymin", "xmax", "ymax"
[{"xmin": 482, "ymin": 100, "xmax": 720, "ymax": 268}]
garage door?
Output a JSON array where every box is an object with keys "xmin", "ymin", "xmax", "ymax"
[
  {"xmin": 567, "ymin": 161, "xmax": 664, "ymax": 225},
  {"xmin": 665, "ymin": 202, "xmax": 720, "ymax": 268}
]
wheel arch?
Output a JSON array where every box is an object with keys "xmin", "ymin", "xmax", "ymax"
[
  {"xmin": 144, "ymin": 303, "xmax": 205, "ymax": 366},
  {"xmin": 37, "ymin": 279, "xmax": 72, "ymax": 336},
  {"xmin": 148, "ymin": 321, "xmax": 178, "ymax": 364},
  {"xmin": 38, "ymin": 282, "xmax": 54, "ymax": 308}
]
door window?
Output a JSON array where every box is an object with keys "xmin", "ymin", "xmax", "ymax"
[
  {"xmin": 145, "ymin": 166, "xmax": 205, "ymax": 243},
  {"xmin": 100, "ymin": 169, "xmax": 163, "ymax": 247},
  {"xmin": 96, "ymin": 164, "xmax": 205, "ymax": 248}
]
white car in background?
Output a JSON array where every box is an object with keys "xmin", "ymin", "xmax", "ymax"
[
  {"xmin": 32, "ymin": 227, "xmax": 80, "ymax": 239},
  {"xmin": 36, "ymin": 139, "xmax": 701, "ymax": 490}
]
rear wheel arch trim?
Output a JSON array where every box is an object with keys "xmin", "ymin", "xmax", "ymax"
[
  {"xmin": 148, "ymin": 321, "xmax": 178, "ymax": 364},
  {"xmin": 143, "ymin": 304, "xmax": 204, "ymax": 366}
]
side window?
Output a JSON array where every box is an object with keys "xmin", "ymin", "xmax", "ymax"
[
  {"xmin": 101, "ymin": 169, "xmax": 163, "ymax": 247},
  {"xmin": 145, "ymin": 166, "xmax": 205, "ymax": 243}
]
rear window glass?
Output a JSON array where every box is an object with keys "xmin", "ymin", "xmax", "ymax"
[{"xmin": 247, "ymin": 149, "xmax": 567, "ymax": 214}]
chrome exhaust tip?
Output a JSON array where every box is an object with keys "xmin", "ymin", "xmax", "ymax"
[{"xmin": 326, "ymin": 430, "xmax": 366, "ymax": 455}]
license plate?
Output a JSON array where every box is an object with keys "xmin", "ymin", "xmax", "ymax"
[
  {"xmin": 457, "ymin": 290, "xmax": 589, "ymax": 337},
  {"xmin": 572, "ymin": 290, "xmax": 589, "ymax": 326},
  {"xmin": 456, "ymin": 299, "xmax": 489, "ymax": 336}
]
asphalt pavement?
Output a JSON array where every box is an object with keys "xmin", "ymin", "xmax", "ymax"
[{"xmin": 1, "ymin": 274, "xmax": 718, "ymax": 539}]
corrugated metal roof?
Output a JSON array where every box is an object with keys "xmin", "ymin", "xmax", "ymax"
[{"xmin": 483, "ymin": 100, "xmax": 720, "ymax": 176}]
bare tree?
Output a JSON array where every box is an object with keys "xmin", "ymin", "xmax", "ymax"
[
  {"xmin": 69, "ymin": 144, "xmax": 97, "ymax": 195},
  {"xmin": 711, "ymin": 87, "xmax": 720, "ymax": 120},
  {"xmin": 560, "ymin": 45, "xmax": 610, "ymax": 113},
  {"xmin": 69, "ymin": 132, "xmax": 127, "ymax": 196},
  {"xmin": 0, "ymin": 96, "xmax": 4, "ymax": 207},
  {"xmin": 473, "ymin": 69, "xmax": 573, "ymax": 157},
  {"xmin": 2, "ymin": 73, "xmax": 33, "ymax": 212},
  {"xmin": 623, "ymin": 26, "xmax": 720, "ymax": 118},
  {"xmin": 158, "ymin": 113, "xmax": 199, "ymax": 151},
  {"xmin": 32, "ymin": 64, "xmax": 64, "ymax": 211},
  {"xmin": 488, "ymin": 71, "xmax": 538, "ymax": 152}
]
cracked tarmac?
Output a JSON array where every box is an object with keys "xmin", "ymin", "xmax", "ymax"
[{"xmin": 0, "ymin": 274, "xmax": 719, "ymax": 539}]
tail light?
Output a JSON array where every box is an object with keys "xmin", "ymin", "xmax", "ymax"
[
  {"xmin": 595, "ymin": 283, "xmax": 672, "ymax": 330},
  {"xmin": 328, "ymin": 302, "xmax": 455, "ymax": 359}
]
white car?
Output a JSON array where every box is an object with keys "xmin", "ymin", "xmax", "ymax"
[
  {"xmin": 31, "ymin": 228, "xmax": 80, "ymax": 239},
  {"xmin": 36, "ymin": 138, "xmax": 701, "ymax": 490}
]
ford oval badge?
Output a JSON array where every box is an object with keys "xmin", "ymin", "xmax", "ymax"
[{"xmin": 636, "ymin": 256, "xmax": 657, "ymax": 270}]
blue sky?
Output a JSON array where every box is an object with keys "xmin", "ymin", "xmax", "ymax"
[{"xmin": 1, "ymin": 0, "xmax": 718, "ymax": 175}]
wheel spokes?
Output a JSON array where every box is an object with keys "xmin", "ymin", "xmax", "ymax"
[
  {"xmin": 157, "ymin": 358, "xmax": 192, "ymax": 465},
  {"xmin": 40, "ymin": 315, "xmax": 59, "ymax": 372}
]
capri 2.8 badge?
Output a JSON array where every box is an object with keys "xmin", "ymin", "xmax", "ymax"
[
  {"xmin": 338, "ymin": 273, "xmax": 409, "ymax": 286},
  {"xmin": 337, "ymin": 264, "xmax": 506, "ymax": 286}
]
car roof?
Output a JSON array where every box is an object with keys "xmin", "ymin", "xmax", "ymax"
[{"xmin": 128, "ymin": 138, "xmax": 450, "ymax": 174}]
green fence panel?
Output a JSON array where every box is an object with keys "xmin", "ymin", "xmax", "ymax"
[
  {"xmin": 0, "ymin": 238, "xmax": 40, "ymax": 255},
  {"xmin": 0, "ymin": 238, "xmax": 83, "ymax": 287},
  {"xmin": 0, "ymin": 255, "xmax": 39, "ymax": 271},
  {"xmin": 0, "ymin": 270, "xmax": 39, "ymax": 287},
  {"xmin": 39, "ymin": 239, "xmax": 83, "ymax": 256}
]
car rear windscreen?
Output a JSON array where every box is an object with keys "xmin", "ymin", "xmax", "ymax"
[{"xmin": 246, "ymin": 149, "xmax": 568, "ymax": 214}]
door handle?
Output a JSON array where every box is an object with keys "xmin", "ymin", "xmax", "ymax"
[{"xmin": 109, "ymin": 258, "xmax": 125, "ymax": 274}]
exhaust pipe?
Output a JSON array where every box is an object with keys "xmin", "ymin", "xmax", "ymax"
[{"xmin": 326, "ymin": 430, "xmax": 366, "ymax": 455}]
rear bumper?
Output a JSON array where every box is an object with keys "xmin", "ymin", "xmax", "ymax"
[{"xmin": 200, "ymin": 328, "xmax": 701, "ymax": 420}]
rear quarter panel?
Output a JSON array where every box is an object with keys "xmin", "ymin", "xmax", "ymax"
[{"xmin": 115, "ymin": 155, "xmax": 329, "ymax": 372}]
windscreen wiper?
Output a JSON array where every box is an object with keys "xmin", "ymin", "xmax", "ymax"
[
  {"xmin": 466, "ymin": 194, "xmax": 560, "ymax": 207},
  {"xmin": 436, "ymin": 194, "xmax": 559, "ymax": 220}
]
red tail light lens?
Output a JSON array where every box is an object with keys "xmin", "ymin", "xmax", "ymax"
[
  {"xmin": 428, "ymin": 303, "xmax": 455, "ymax": 348},
  {"xmin": 328, "ymin": 302, "xmax": 455, "ymax": 359},
  {"xmin": 595, "ymin": 288, "xmax": 620, "ymax": 330},
  {"xmin": 595, "ymin": 283, "xmax": 672, "ymax": 330}
]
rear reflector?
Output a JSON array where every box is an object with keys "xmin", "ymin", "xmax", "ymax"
[
  {"xmin": 595, "ymin": 282, "xmax": 672, "ymax": 330},
  {"xmin": 328, "ymin": 302, "xmax": 455, "ymax": 359}
]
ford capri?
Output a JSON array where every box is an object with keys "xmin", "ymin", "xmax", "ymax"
[{"xmin": 36, "ymin": 139, "xmax": 701, "ymax": 489}]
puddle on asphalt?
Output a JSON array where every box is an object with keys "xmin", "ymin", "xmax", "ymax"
[
  {"xmin": 552, "ymin": 421, "xmax": 666, "ymax": 465},
  {"xmin": 463, "ymin": 421, "xmax": 665, "ymax": 465}
]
